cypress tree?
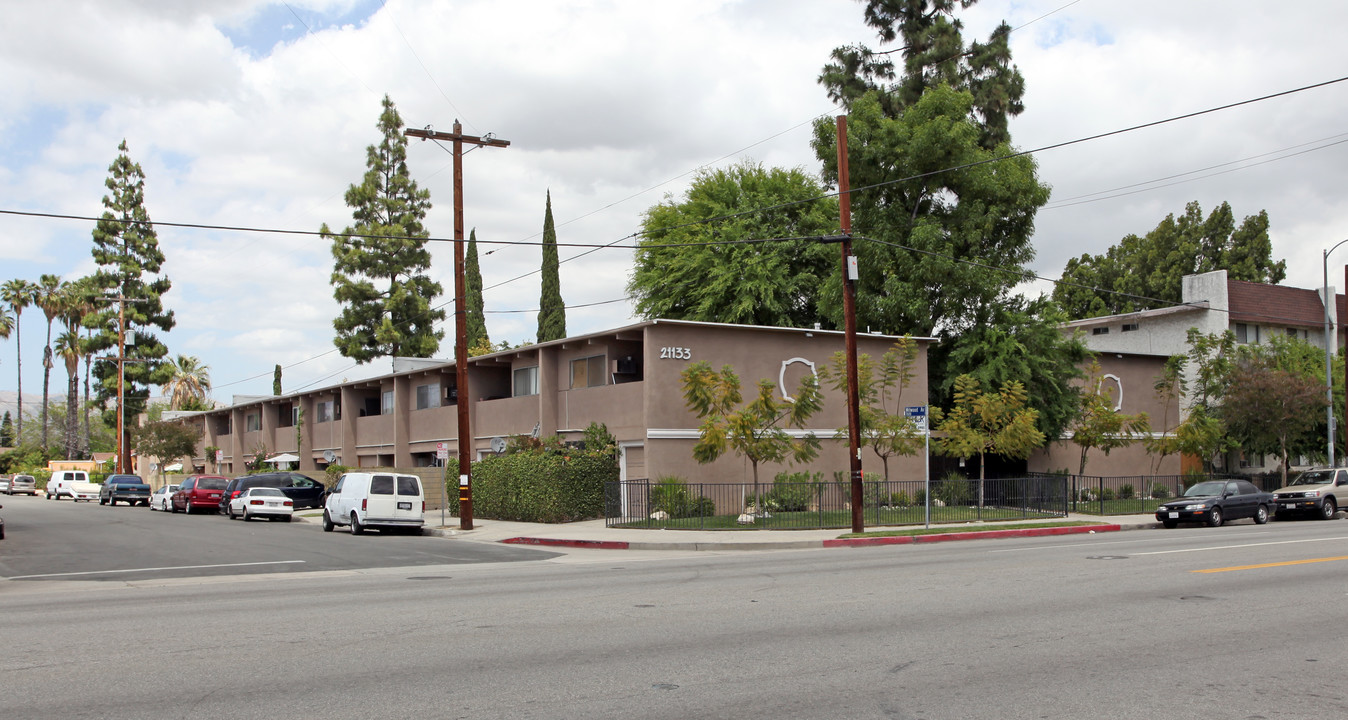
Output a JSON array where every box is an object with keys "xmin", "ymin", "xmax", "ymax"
[
  {"xmin": 0, "ymin": 411, "xmax": 13, "ymax": 447},
  {"xmin": 324, "ymin": 95, "xmax": 445, "ymax": 365},
  {"xmin": 536, "ymin": 191, "xmax": 566, "ymax": 342},
  {"xmin": 465, "ymin": 228, "xmax": 489, "ymax": 351},
  {"xmin": 273, "ymin": 364, "xmax": 282, "ymax": 395}
]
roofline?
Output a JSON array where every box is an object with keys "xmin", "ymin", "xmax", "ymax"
[{"xmin": 1061, "ymin": 301, "xmax": 1210, "ymax": 328}]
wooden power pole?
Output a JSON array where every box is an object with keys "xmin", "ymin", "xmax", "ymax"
[
  {"xmin": 837, "ymin": 115, "xmax": 865, "ymax": 534},
  {"xmin": 405, "ymin": 121, "xmax": 509, "ymax": 531}
]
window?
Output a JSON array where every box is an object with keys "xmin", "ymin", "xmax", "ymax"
[
  {"xmin": 397, "ymin": 476, "xmax": 420, "ymax": 496},
  {"xmin": 1121, "ymin": 323, "xmax": 1139, "ymax": 332},
  {"xmin": 415, "ymin": 383, "xmax": 440, "ymax": 410},
  {"xmin": 1287, "ymin": 327, "xmax": 1299, "ymax": 338},
  {"xmin": 315, "ymin": 400, "xmax": 334, "ymax": 423},
  {"xmin": 371, "ymin": 475, "xmax": 395, "ymax": 495},
  {"xmin": 245, "ymin": 413, "xmax": 261, "ymax": 432},
  {"xmin": 1235, "ymin": 323, "xmax": 1259, "ymax": 344},
  {"xmin": 1092, "ymin": 327, "xmax": 1110, "ymax": 336},
  {"xmin": 570, "ymin": 355, "xmax": 607, "ymax": 389},
  {"xmin": 513, "ymin": 366, "xmax": 539, "ymax": 397},
  {"xmin": 382, "ymin": 390, "xmax": 394, "ymax": 415}
]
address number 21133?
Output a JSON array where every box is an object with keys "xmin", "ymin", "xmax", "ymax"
[{"xmin": 660, "ymin": 346, "xmax": 692, "ymax": 360}]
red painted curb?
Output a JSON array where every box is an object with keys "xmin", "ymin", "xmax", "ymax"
[
  {"xmin": 830, "ymin": 524, "xmax": 1121, "ymax": 547},
  {"xmin": 502, "ymin": 537, "xmax": 631, "ymax": 550}
]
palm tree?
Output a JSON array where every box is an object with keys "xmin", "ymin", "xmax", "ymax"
[
  {"xmin": 60, "ymin": 277, "xmax": 99, "ymax": 458},
  {"xmin": 2, "ymin": 279, "xmax": 37, "ymax": 442},
  {"xmin": 34, "ymin": 274, "xmax": 66, "ymax": 451},
  {"xmin": 55, "ymin": 330, "xmax": 81, "ymax": 459},
  {"xmin": 163, "ymin": 354, "xmax": 212, "ymax": 410}
]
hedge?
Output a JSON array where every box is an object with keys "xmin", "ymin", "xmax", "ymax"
[{"xmin": 468, "ymin": 450, "xmax": 616, "ymax": 523}]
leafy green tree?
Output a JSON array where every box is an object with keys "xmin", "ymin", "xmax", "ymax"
[
  {"xmin": 1222, "ymin": 353, "xmax": 1326, "ymax": 484},
  {"xmin": 1055, "ymin": 201, "xmax": 1286, "ymax": 318},
  {"xmin": 466, "ymin": 228, "xmax": 489, "ymax": 350},
  {"xmin": 86, "ymin": 139, "xmax": 176, "ymax": 442},
  {"xmin": 818, "ymin": 337, "xmax": 923, "ymax": 481},
  {"xmin": 931, "ymin": 375, "xmax": 1044, "ymax": 507},
  {"xmin": 1143, "ymin": 356, "xmax": 1187, "ymax": 473},
  {"xmin": 937, "ymin": 296, "xmax": 1088, "ymax": 441},
  {"xmin": 811, "ymin": 86, "xmax": 1048, "ymax": 339},
  {"xmin": 324, "ymin": 95, "xmax": 444, "ymax": 364},
  {"xmin": 204, "ymin": 444, "xmax": 221, "ymax": 473},
  {"xmin": 2, "ymin": 279, "xmax": 37, "ymax": 440},
  {"xmin": 1069, "ymin": 361, "xmax": 1151, "ymax": 475},
  {"xmin": 819, "ymin": 0, "xmax": 1024, "ymax": 149},
  {"xmin": 537, "ymin": 191, "xmax": 566, "ymax": 342},
  {"xmin": 134, "ymin": 420, "xmax": 200, "ymax": 484},
  {"xmin": 681, "ymin": 361, "xmax": 822, "ymax": 506},
  {"xmin": 629, "ymin": 160, "xmax": 839, "ymax": 328}
]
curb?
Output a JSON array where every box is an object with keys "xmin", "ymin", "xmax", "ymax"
[{"xmin": 495, "ymin": 523, "xmax": 1126, "ymax": 551}]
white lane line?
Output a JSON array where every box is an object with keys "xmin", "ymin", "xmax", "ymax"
[
  {"xmin": 6, "ymin": 560, "xmax": 307, "ymax": 580},
  {"xmin": 1132, "ymin": 536, "xmax": 1348, "ymax": 556},
  {"xmin": 988, "ymin": 532, "xmax": 1275, "ymax": 553}
]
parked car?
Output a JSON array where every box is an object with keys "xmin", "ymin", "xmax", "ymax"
[
  {"xmin": 0, "ymin": 502, "xmax": 4, "ymax": 540},
  {"xmin": 227, "ymin": 486, "xmax": 294, "ymax": 521},
  {"xmin": 323, "ymin": 471, "xmax": 424, "ymax": 535},
  {"xmin": 1271, "ymin": 467, "xmax": 1348, "ymax": 520},
  {"xmin": 46, "ymin": 470, "xmax": 92, "ymax": 500},
  {"xmin": 7, "ymin": 474, "xmax": 37, "ymax": 496},
  {"xmin": 0, "ymin": 476, "xmax": 9, "ymax": 493},
  {"xmin": 100, "ymin": 474, "xmax": 152, "ymax": 506},
  {"xmin": 149, "ymin": 484, "xmax": 179, "ymax": 511},
  {"xmin": 1155, "ymin": 479, "xmax": 1274, "ymax": 528},
  {"xmin": 218, "ymin": 472, "xmax": 326, "ymax": 513},
  {"xmin": 172, "ymin": 475, "xmax": 229, "ymax": 514}
]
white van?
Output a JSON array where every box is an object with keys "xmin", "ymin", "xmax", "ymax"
[
  {"xmin": 322, "ymin": 472, "xmax": 424, "ymax": 535},
  {"xmin": 46, "ymin": 471, "xmax": 95, "ymax": 501}
]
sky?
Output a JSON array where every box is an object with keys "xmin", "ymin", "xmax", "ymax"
[{"xmin": 2, "ymin": 0, "xmax": 1347, "ymax": 408}]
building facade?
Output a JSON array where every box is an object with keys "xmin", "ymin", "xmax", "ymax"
[{"xmin": 178, "ymin": 320, "xmax": 933, "ymax": 488}]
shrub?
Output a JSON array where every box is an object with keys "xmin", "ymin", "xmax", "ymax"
[
  {"xmin": 1099, "ymin": 487, "xmax": 1116, "ymax": 502},
  {"xmin": 769, "ymin": 471, "xmax": 821, "ymax": 512},
  {"xmin": 914, "ymin": 488, "xmax": 927, "ymax": 505},
  {"xmin": 1151, "ymin": 483, "xmax": 1171, "ymax": 499},
  {"xmin": 650, "ymin": 476, "xmax": 714, "ymax": 519},
  {"xmin": 889, "ymin": 490, "xmax": 912, "ymax": 507},
  {"xmin": 934, "ymin": 474, "xmax": 972, "ymax": 506},
  {"xmin": 1118, "ymin": 484, "xmax": 1135, "ymax": 500},
  {"xmin": 470, "ymin": 440, "xmax": 616, "ymax": 522}
]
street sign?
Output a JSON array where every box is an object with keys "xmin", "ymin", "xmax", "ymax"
[
  {"xmin": 904, "ymin": 405, "xmax": 928, "ymax": 433},
  {"xmin": 436, "ymin": 442, "xmax": 449, "ymax": 460}
]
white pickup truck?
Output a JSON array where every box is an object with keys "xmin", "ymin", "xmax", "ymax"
[{"xmin": 46, "ymin": 470, "xmax": 100, "ymax": 502}]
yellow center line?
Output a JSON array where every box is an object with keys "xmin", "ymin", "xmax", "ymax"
[{"xmin": 1192, "ymin": 555, "xmax": 1348, "ymax": 574}]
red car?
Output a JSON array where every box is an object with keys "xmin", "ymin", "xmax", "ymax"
[{"xmin": 171, "ymin": 475, "xmax": 230, "ymax": 514}]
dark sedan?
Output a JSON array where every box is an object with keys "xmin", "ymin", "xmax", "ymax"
[
  {"xmin": 218, "ymin": 472, "xmax": 327, "ymax": 512},
  {"xmin": 1156, "ymin": 479, "xmax": 1274, "ymax": 528}
]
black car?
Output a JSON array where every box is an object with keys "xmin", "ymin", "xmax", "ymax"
[
  {"xmin": 218, "ymin": 472, "xmax": 327, "ymax": 512},
  {"xmin": 1155, "ymin": 479, "xmax": 1274, "ymax": 528}
]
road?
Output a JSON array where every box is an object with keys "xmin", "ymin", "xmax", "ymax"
[{"xmin": 3, "ymin": 495, "xmax": 1347, "ymax": 719}]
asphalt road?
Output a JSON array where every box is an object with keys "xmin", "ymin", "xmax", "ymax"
[
  {"xmin": 0, "ymin": 493, "xmax": 557, "ymax": 581},
  {"xmin": 3, "ymin": 497, "xmax": 1347, "ymax": 719}
]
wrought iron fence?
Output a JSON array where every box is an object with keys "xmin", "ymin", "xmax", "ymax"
[
  {"xmin": 604, "ymin": 476, "xmax": 1068, "ymax": 530},
  {"xmin": 1026, "ymin": 472, "xmax": 1245, "ymax": 515}
]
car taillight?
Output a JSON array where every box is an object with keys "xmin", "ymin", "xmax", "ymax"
[
  {"xmin": 422, "ymin": 501, "xmax": 425, "ymax": 512},
  {"xmin": 250, "ymin": 499, "xmax": 264, "ymax": 505},
  {"xmin": 283, "ymin": 500, "xmax": 293, "ymax": 507},
  {"xmin": 232, "ymin": 491, "xmax": 241, "ymax": 499},
  {"xmin": 361, "ymin": 498, "xmax": 367, "ymax": 511}
]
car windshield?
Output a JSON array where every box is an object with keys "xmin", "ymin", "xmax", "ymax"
[
  {"xmin": 249, "ymin": 487, "xmax": 284, "ymax": 497},
  {"xmin": 1290, "ymin": 471, "xmax": 1334, "ymax": 486},
  {"xmin": 1183, "ymin": 481, "xmax": 1227, "ymax": 498}
]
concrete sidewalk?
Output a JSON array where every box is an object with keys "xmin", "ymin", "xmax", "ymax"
[{"xmin": 404, "ymin": 512, "xmax": 1164, "ymax": 551}]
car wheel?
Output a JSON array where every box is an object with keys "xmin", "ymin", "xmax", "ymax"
[
  {"xmin": 283, "ymin": 515, "xmax": 292, "ymax": 523},
  {"xmin": 350, "ymin": 512, "xmax": 364, "ymax": 535},
  {"xmin": 1320, "ymin": 497, "xmax": 1337, "ymax": 520},
  {"xmin": 99, "ymin": 496, "xmax": 107, "ymax": 505},
  {"xmin": 322, "ymin": 510, "xmax": 334, "ymax": 532},
  {"xmin": 228, "ymin": 505, "xmax": 236, "ymax": 519},
  {"xmin": 1162, "ymin": 520, "xmax": 1177, "ymax": 529},
  {"xmin": 1254, "ymin": 505, "xmax": 1269, "ymax": 525},
  {"xmin": 1207, "ymin": 506, "xmax": 1224, "ymax": 528},
  {"xmin": 243, "ymin": 509, "xmax": 251, "ymax": 521}
]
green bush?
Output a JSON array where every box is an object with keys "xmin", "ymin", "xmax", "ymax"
[
  {"xmin": 1151, "ymin": 483, "xmax": 1171, "ymax": 499},
  {"xmin": 650, "ymin": 476, "xmax": 714, "ymax": 519},
  {"xmin": 768, "ymin": 471, "xmax": 821, "ymax": 512},
  {"xmin": 1118, "ymin": 484, "xmax": 1135, "ymax": 500},
  {"xmin": 469, "ymin": 442, "xmax": 616, "ymax": 523},
  {"xmin": 915, "ymin": 488, "xmax": 927, "ymax": 505},
  {"xmin": 888, "ymin": 490, "xmax": 912, "ymax": 507},
  {"xmin": 1099, "ymin": 487, "xmax": 1116, "ymax": 501},
  {"xmin": 935, "ymin": 474, "xmax": 972, "ymax": 506}
]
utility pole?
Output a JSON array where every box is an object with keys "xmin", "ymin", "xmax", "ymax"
[
  {"xmin": 99, "ymin": 292, "xmax": 143, "ymax": 475},
  {"xmin": 836, "ymin": 115, "xmax": 865, "ymax": 534},
  {"xmin": 406, "ymin": 121, "xmax": 509, "ymax": 530}
]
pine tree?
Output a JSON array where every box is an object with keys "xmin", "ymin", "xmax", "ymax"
[
  {"xmin": 273, "ymin": 364, "xmax": 282, "ymax": 395},
  {"xmin": 0, "ymin": 410, "xmax": 13, "ymax": 447},
  {"xmin": 537, "ymin": 191, "xmax": 566, "ymax": 342},
  {"xmin": 87, "ymin": 140, "xmax": 176, "ymax": 439},
  {"xmin": 324, "ymin": 95, "xmax": 444, "ymax": 364},
  {"xmin": 465, "ymin": 228, "xmax": 489, "ymax": 351}
]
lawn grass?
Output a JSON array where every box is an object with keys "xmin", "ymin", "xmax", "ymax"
[
  {"xmin": 840, "ymin": 520, "xmax": 1109, "ymax": 538},
  {"xmin": 1068, "ymin": 498, "xmax": 1166, "ymax": 515},
  {"xmin": 614, "ymin": 504, "xmax": 1065, "ymax": 531}
]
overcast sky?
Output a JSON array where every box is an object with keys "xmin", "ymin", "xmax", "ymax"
[{"xmin": 2, "ymin": 0, "xmax": 1346, "ymax": 405}]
